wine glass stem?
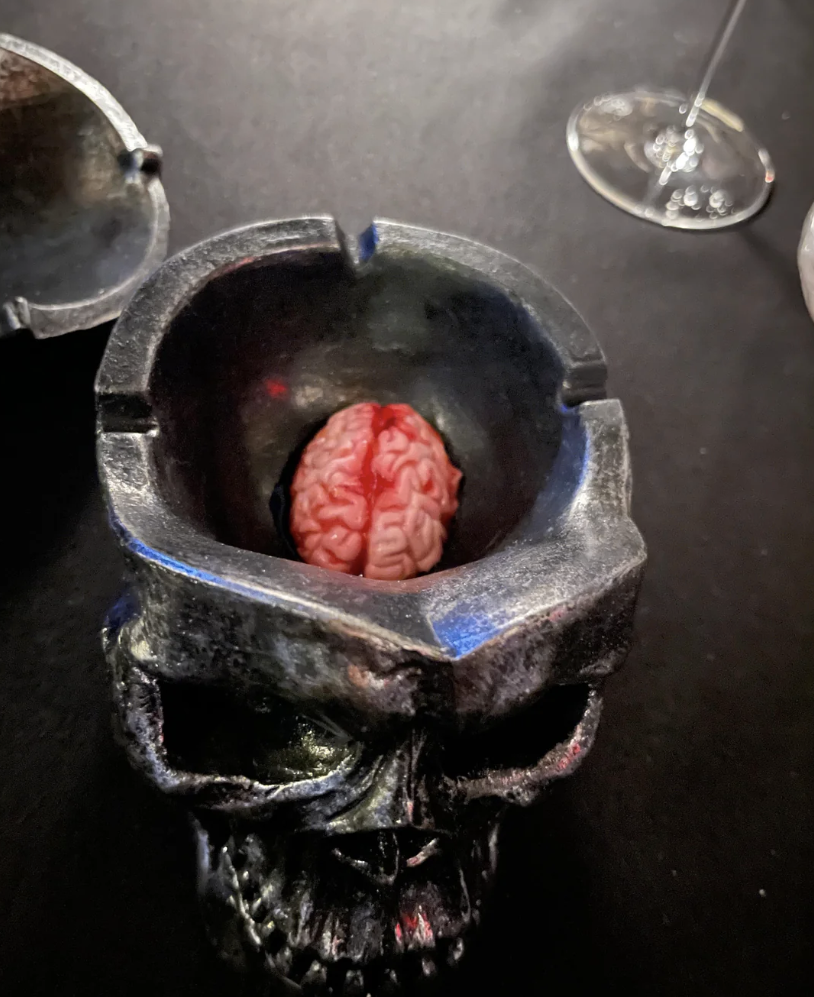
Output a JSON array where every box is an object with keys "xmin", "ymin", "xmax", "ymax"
[{"xmin": 685, "ymin": 0, "xmax": 749, "ymax": 128}]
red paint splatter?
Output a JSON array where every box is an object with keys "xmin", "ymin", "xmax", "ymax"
[
  {"xmin": 398, "ymin": 908, "xmax": 434, "ymax": 946},
  {"xmin": 264, "ymin": 378, "xmax": 288, "ymax": 399},
  {"xmin": 357, "ymin": 404, "xmax": 416, "ymax": 512}
]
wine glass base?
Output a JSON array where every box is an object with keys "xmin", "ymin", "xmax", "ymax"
[{"xmin": 567, "ymin": 90, "xmax": 775, "ymax": 230}]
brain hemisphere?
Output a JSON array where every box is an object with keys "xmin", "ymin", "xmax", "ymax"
[{"xmin": 289, "ymin": 403, "xmax": 461, "ymax": 580}]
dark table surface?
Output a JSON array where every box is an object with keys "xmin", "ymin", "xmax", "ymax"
[{"xmin": 2, "ymin": 1, "xmax": 813, "ymax": 994}]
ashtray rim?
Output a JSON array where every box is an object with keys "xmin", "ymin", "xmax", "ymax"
[{"xmin": 96, "ymin": 216, "xmax": 645, "ymax": 664}]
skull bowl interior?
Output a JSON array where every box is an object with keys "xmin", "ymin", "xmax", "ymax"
[{"xmin": 96, "ymin": 217, "xmax": 646, "ymax": 994}]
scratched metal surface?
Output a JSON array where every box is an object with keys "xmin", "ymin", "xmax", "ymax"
[{"xmin": 0, "ymin": 2, "xmax": 812, "ymax": 994}]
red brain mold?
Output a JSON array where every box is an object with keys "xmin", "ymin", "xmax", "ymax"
[{"xmin": 289, "ymin": 402, "xmax": 462, "ymax": 581}]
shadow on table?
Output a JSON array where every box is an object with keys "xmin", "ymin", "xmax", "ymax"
[
  {"xmin": 1, "ymin": 742, "xmax": 237, "ymax": 996},
  {"xmin": 450, "ymin": 785, "xmax": 633, "ymax": 997},
  {"xmin": 0, "ymin": 323, "xmax": 110, "ymax": 596},
  {"xmin": 740, "ymin": 228, "xmax": 808, "ymax": 309}
]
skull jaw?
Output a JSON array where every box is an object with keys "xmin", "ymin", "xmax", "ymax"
[
  {"xmin": 193, "ymin": 814, "xmax": 501, "ymax": 994},
  {"xmin": 104, "ymin": 611, "xmax": 604, "ymax": 996}
]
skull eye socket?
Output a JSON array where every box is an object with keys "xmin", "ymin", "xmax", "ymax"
[
  {"xmin": 440, "ymin": 683, "xmax": 592, "ymax": 781},
  {"xmin": 159, "ymin": 681, "xmax": 354, "ymax": 783}
]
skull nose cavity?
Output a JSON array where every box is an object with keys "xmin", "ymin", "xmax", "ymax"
[
  {"xmin": 332, "ymin": 830, "xmax": 400, "ymax": 885},
  {"xmin": 331, "ymin": 829, "xmax": 442, "ymax": 884},
  {"xmin": 324, "ymin": 734, "xmax": 440, "ymax": 835}
]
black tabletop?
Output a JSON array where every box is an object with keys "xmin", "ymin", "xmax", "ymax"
[{"xmin": 2, "ymin": 2, "xmax": 813, "ymax": 995}]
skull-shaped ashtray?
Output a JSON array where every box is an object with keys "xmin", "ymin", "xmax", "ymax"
[{"xmin": 96, "ymin": 216, "xmax": 646, "ymax": 994}]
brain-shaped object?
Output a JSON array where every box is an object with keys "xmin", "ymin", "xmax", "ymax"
[{"xmin": 289, "ymin": 402, "xmax": 462, "ymax": 580}]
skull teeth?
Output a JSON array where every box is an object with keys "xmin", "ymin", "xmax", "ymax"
[
  {"xmin": 218, "ymin": 827, "xmax": 486, "ymax": 992},
  {"xmin": 275, "ymin": 944, "xmax": 294, "ymax": 976},
  {"xmin": 342, "ymin": 968, "xmax": 365, "ymax": 996},
  {"xmin": 249, "ymin": 895, "xmax": 267, "ymax": 919},
  {"xmin": 447, "ymin": 936, "xmax": 465, "ymax": 966},
  {"xmin": 259, "ymin": 942, "xmax": 470, "ymax": 994},
  {"xmin": 301, "ymin": 959, "xmax": 328, "ymax": 993},
  {"xmin": 380, "ymin": 968, "xmax": 400, "ymax": 995},
  {"xmin": 420, "ymin": 955, "xmax": 437, "ymax": 978}
]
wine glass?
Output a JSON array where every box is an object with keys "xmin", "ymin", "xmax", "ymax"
[{"xmin": 566, "ymin": 0, "xmax": 774, "ymax": 230}]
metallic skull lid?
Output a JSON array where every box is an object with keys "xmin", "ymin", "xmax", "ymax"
[{"xmin": 0, "ymin": 34, "xmax": 169, "ymax": 338}]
